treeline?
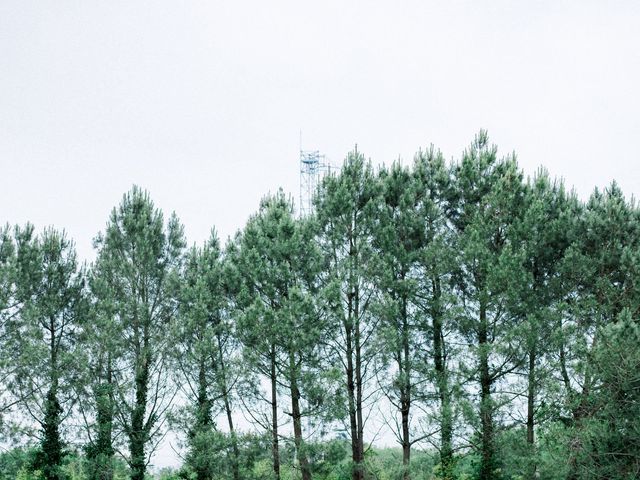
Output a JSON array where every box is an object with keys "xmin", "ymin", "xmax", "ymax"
[{"xmin": 1, "ymin": 132, "xmax": 639, "ymax": 480}]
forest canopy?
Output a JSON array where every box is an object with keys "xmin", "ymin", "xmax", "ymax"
[{"xmin": 1, "ymin": 132, "xmax": 639, "ymax": 480}]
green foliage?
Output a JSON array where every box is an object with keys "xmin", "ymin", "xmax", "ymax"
[
  {"xmin": 314, "ymin": 149, "xmax": 381, "ymax": 480},
  {"xmin": 174, "ymin": 230, "xmax": 240, "ymax": 480},
  {"xmin": 569, "ymin": 312, "xmax": 640, "ymax": 479},
  {"xmin": 0, "ymin": 448, "xmax": 129, "ymax": 480},
  {"xmin": 445, "ymin": 133, "xmax": 528, "ymax": 480},
  {"xmin": 0, "ymin": 447, "xmax": 39, "ymax": 480},
  {"xmin": 228, "ymin": 190, "xmax": 330, "ymax": 479},
  {"xmin": 4, "ymin": 227, "xmax": 86, "ymax": 480},
  {"xmin": 0, "ymin": 223, "xmax": 16, "ymax": 431},
  {"xmin": 2, "ymin": 135, "xmax": 640, "ymax": 480},
  {"xmin": 92, "ymin": 186, "xmax": 186, "ymax": 480}
]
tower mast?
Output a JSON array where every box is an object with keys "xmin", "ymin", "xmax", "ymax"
[{"xmin": 299, "ymin": 143, "xmax": 331, "ymax": 217}]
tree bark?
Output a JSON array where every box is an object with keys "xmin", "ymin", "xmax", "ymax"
[
  {"xmin": 270, "ymin": 345, "xmax": 281, "ymax": 480},
  {"xmin": 343, "ymin": 215, "xmax": 365, "ymax": 480},
  {"xmin": 223, "ymin": 395, "xmax": 240, "ymax": 480},
  {"xmin": 91, "ymin": 355, "xmax": 115, "ymax": 480},
  {"xmin": 217, "ymin": 334, "xmax": 240, "ymax": 480},
  {"xmin": 478, "ymin": 301, "xmax": 494, "ymax": 480},
  {"xmin": 129, "ymin": 350, "xmax": 150, "ymax": 480},
  {"xmin": 432, "ymin": 277, "xmax": 453, "ymax": 479},
  {"xmin": 193, "ymin": 355, "xmax": 211, "ymax": 480},
  {"xmin": 400, "ymin": 294, "xmax": 411, "ymax": 480},
  {"xmin": 290, "ymin": 351, "xmax": 312, "ymax": 480},
  {"xmin": 526, "ymin": 346, "xmax": 537, "ymax": 480},
  {"xmin": 42, "ymin": 317, "xmax": 63, "ymax": 480},
  {"xmin": 354, "ymin": 284, "xmax": 365, "ymax": 480},
  {"xmin": 345, "ymin": 317, "xmax": 360, "ymax": 480},
  {"xmin": 400, "ymin": 394, "xmax": 410, "ymax": 480}
]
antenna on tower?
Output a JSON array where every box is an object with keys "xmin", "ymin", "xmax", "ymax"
[{"xmin": 299, "ymin": 135, "xmax": 331, "ymax": 217}]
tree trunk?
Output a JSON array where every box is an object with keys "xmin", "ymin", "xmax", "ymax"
[
  {"xmin": 224, "ymin": 395, "xmax": 240, "ymax": 480},
  {"xmin": 526, "ymin": 346, "xmax": 536, "ymax": 480},
  {"xmin": 41, "ymin": 317, "xmax": 63, "ymax": 480},
  {"xmin": 345, "ymin": 319, "xmax": 360, "ymax": 480},
  {"xmin": 400, "ymin": 295, "xmax": 411, "ymax": 480},
  {"xmin": 42, "ymin": 384, "xmax": 63, "ymax": 480},
  {"xmin": 432, "ymin": 278, "xmax": 453, "ymax": 479},
  {"xmin": 290, "ymin": 352, "xmax": 312, "ymax": 480},
  {"xmin": 217, "ymin": 334, "xmax": 240, "ymax": 480},
  {"xmin": 354, "ymin": 284, "xmax": 365, "ymax": 480},
  {"xmin": 194, "ymin": 355, "xmax": 211, "ymax": 480},
  {"xmin": 565, "ymin": 335, "xmax": 597, "ymax": 480},
  {"xmin": 91, "ymin": 356, "xmax": 115, "ymax": 480},
  {"xmin": 270, "ymin": 345, "xmax": 281, "ymax": 480},
  {"xmin": 130, "ymin": 351, "xmax": 150, "ymax": 480},
  {"xmin": 401, "ymin": 394, "xmax": 410, "ymax": 480},
  {"xmin": 345, "ymin": 224, "xmax": 365, "ymax": 480},
  {"xmin": 478, "ymin": 302, "xmax": 494, "ymax": 480}
]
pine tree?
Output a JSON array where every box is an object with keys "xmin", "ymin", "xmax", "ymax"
[
  {"xmin": 445, "ymin": 132, "xmax": 526, "ymax": 480},
  {"xmin": 229, "ymin": 191, "xmax": 325, "ymax": 480},
  {"xmin": 578, "ymin": 310, "xmax": 640, "ymax": 479},
  {"xmin": 0, "ymin": 224, "xmax": 16, "ymax": 426},
  {"xmin": 315, "ymin": 150, "xmax": 380, "ymax": 480},
  {"xmin": 370, "ymin": 161, "xmax": 425, "ymax": 480},
  {"xmin": 10, "ymin": 227, "xmax": 85, "ymax": 480},
  {"xmin": 176, "ymin": 231, "xmax": 239, "ymax": 480},
  {"xmin": 81, "ymin": 261, "xmax": 121, "ymax": 480},
  {"xmin": 559, "ymin": 183, "xmax": 640, "ymax": 479},
  {"xmin": 92, "ymin": 186, "xmax": 185, "ymax": 480},
  {"xmin": 412, "ymin": 148, "xmax": 458, "ymax": 479},
  {"xmin": 504, "ymin": 172, "xmax": 575, "ymax": 479}
]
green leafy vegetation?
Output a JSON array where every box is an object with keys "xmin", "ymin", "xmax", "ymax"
[{"xmin": 1, "ymin": 132, "xmax": 638, "ymax": 479}]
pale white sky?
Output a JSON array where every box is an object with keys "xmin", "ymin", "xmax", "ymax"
[
  {"xmin": 2, "ymin": 1, "xmax": 639, "ymax": 261},
  {"xmin": 2, "ymin": 0, "xmax": 640, "ymax": 470}
]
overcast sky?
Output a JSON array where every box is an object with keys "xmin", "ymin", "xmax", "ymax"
[
  {"xmin": 2, "ymin": 0, "xmax": 640, "ymax": 469},
  {"xmin": 2, "ymin": 1, "xmax": 640, "ymax": 261}
]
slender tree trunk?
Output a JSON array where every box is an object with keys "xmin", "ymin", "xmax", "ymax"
[
  {"xmin": 217, "ymin": 334, "xmax": 240, "ymax": 480},
  {"xmin": 42, "ymin": 317, "xmax": 63, "ymax": 480},
  {"xmin": 344, "ymin": 225, "xmax": 364, "ymax": 480},
  {"xmin": 526, "ymin": 269, "xmax": 541, "ymax": 480},
  {"xmin": 290, "ymin": 352, "xmax": 312, "ymax": 480},
  {"xmin": 193, "ymin": 355, "xmax": 211, "ymax": 480},
  {"xmin": 270, "ymin": 345, "xmax": 281, "ymax": 480},
  {"xmin": 347, "ymin": 222, "xmax": 365, "ymax": 480},
  {"xmin": 432, "ymin": 278, "xmax": 453, "ymax": 479},
  {"xmin": 223, "ymin": 394, "xmax": 240, "ymax": 480},
  {"xmin": 196, "ymin": 356, "xmax": 210, "ymax": 430},
  {"xmin": 400, "ymin": 295, "xmax": 411, "ymax": 480},
  {"xmin": 130, "ymin": 351, "xmax": 150, "ymax": 480},
  {"xmin": 565, "ymin": 335, "xmax": 597, "ymax": 480},
  {"xmin": 478, "ymin": 301, "xmax": 494, "ymax": 480},
  {"xmin": 400, "ymin": 393, "xmax": 410, "ymax": 480},
  {"xmin": 91, "ymin": 356, "xmax": 115, "ymax": 480},
  {"xmin": 344, "ymin": 266, "xmax": 361, "ymax": 480},
  {"xmin": 345, "ymin": 318, "xmax": 360, "ymax": 480},
  {"xmin": 526, "ymin": 346, "xmax": 537, "ymax": 480},
  {"xmin": 559, "ymin": 336, "xmax": 573, "ymax": 404},
  {"xmin": 559, "ymin": 335, "xmax": 579, "ymax": 480},
  {"xmin": 42, "ymin": 384, "xmax": 63, "ymax": 480},
  {"xmin": 354, "ymin": 285, "xmax": 365, "ymax": 480}
]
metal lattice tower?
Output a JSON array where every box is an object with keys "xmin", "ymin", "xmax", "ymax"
[{"xmin": 299, "ymin": 149, "xmax": 331, "ymax": 216}]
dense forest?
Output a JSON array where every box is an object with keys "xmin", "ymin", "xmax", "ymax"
[{"xmin": 1, "ymin": 132, "xmax": 638, "ymax": 480}]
